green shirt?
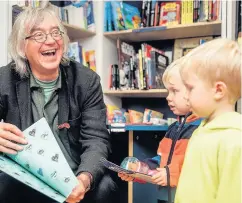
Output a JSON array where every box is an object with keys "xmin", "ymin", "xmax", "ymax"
[{"xmin": 30, "ymin": 71, "xmax": 77, "ymax": 169}]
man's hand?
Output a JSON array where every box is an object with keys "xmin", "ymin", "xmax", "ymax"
[
  {"xmin": 66, "ymin": 173, "xmax": 91, "ymax": 203},
  {"xmin": 151, "ymin": 168, "xmax": 167, "ymax": 186},
  {"xmin": 0, "ymin": 122, "xmax": 28, "ymax": 154}
]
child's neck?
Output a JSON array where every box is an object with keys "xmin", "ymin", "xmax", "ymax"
[{"xmin": 206, "ymin": 103, "xmax": 235, "ymax": 124}]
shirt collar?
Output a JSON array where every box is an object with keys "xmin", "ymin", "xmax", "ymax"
[{"xmin": 29, "ymin": 69, "xmax": 62, "ymax": 90}]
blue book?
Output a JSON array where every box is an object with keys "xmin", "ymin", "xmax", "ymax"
[
  {"xmin": 86, "ymin": 0, "xmax": 95, "ymax": 31},
  {"xmin": 111, "ymin": 1, "xmax": 126, "ymax": 31},
  {"xmin": 107, "ymin": 2, "xmax": 113, "ymax": 31},
  {"xmin": 104, "ymin": 1, "xmax": 108, "ymax": 32},
  {"xmin": 121, "ymin": 3, "xmax": 141, "ymax": 29},
  {"xmin": 67, "ymin": 42, "xmax": 82, "ymax": 64}
]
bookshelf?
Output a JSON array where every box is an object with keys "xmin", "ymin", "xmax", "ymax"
[
  {"xmin": 63, "ymin": 22, "xmax": 96, "ymax": 41},
  {"xmin": 104, "ymin": 21, "xmax": 222, "ymax": 42},
  {"xmin": 100, "ymin": 2, "xmax": 230, "ymax": 203},
  {"xmin": 108, "ymin": 124, "xmax": 169, "ymax": 132},
  {"xmin": 104, "ymin": 89, "xmax": 168, "ymax": 98}
]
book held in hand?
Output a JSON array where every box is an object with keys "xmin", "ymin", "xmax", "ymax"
[
  {"xmin": 0, "ymin": 118, "xmax": 79, "ymax": 203},
  {"xmin": 100, "ymin": 157, "xmax": 154, "ymax": 183}
]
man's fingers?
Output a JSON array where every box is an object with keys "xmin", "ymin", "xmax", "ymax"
[
  {"xmin": 66, "ymin": 194, "xmax": 84, "ymax": 203},
  {"xmin": 0, "ymin": 145, "xmax": 18, "ymax": 155},
  {"xmin": 0, "ymin": 123, "xmax": 24, "ymax": 138},
  {"xmin": 0, "ymin": 123, "xmax": 27, "ymax": 153},
  {"xmin": 0, "ymin": 137, "xmax": 24, "ymax": 151},
  {"xmin": 66, "ymin": 195, "xmax": 83, "ymax": 203},
  {"xmin": 66, "ymin": 182, "xmax": 86, "ymax": 203},
  {"xmin": 0, "ymin": 129, "xmax": 27, "ymax": 145}
]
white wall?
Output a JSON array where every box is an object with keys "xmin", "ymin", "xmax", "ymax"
[{"xmin": 0, "ymin": 1, "xmax": 9, "ymax": 67}]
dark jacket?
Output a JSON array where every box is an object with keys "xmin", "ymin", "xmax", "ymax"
[
  {"xmin": 157, "ymin": 112, "xmax": 201, "ymax": 203},
  {"xmin": 0, "ymin": 61, "xmax": 111, "ymax": 187},
  {"xmin": 158, "ymin": 113, "xmax": 201, "ymax": 187}
]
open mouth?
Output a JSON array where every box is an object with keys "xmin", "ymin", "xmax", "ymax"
[{"xmin": 41, "ymin": 49, "xmax": 56, "ymax": 56}]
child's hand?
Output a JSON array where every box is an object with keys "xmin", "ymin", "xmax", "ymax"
[
  {"xmin": 151, "ymin": 168, "xmax": 167, "ymax": 186},
  {"xmin": 118, "ymin": 173, "xmax": 134, "ymax": 182}
]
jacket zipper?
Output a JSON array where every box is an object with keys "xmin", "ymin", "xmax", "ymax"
[{"xmin": 165, "ymin": 112, "xmax": 192, "ymax": 203}]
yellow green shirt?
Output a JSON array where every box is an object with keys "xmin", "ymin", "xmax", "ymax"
[{"xmin": 175, "ymin": 112, "xmax": 241, "ymax": 203}]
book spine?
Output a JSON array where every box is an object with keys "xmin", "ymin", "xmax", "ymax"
[
  {"xmin": 104, "ymin": 1, "xmax": 108, "ymax": 32},
  {"xmin": 150, "ymin": 0, "xmax": 156, "ymax": 27},
  {"xmin": 141, "ymin": 0, "xmax": 147, "ymax": 27},
  {"xmin": 138, "ymin": 49, "xmax": 144, "ymax": 89},
  {"xmin": 87, "ymin": 0, "xmax": 95, "ymax": 31},
  {"xmin": 146, "ymin": 0, "xmax": 151, "ymax": 27},
  {"xmin": 107, "ymin": 2, "xmax": 112, "ymax": 31}
]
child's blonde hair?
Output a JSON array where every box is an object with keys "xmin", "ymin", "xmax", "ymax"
[
  {"xmin": 162, "ymin": 58, "xmax": 183, "ymax": 86},
  {"xmin": 180, "ymin": 38, "xmax": 241, "ymax": 103}
]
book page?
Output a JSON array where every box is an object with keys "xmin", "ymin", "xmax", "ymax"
[
  {"xmin": 0, "ymin": 155, "xmax": 65, "ymax": 202},
  {"xmin": 0, "ymin": 118, "xmax": 79, "ymax": 202}
]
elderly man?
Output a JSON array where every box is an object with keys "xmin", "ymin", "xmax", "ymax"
[{"xmin": 0, "ymin": 5, "xmax": 116, "ymax": 203}]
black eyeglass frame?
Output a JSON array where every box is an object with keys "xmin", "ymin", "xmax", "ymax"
[{"xmin": 25, "ymin": 30, "xmax": 65, "ymax": 43}]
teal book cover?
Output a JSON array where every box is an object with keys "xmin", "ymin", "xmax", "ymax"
[
  {"xmin": 121, "ymin": 2, "xmax": 141, "ymax": 29},
  {"xmin": 111, "ymin": 1, "xmax": 126, "ymax": 31},
  {"xmin": 0, "ymin": 118, "xmax": 79, "ymax": 203}
]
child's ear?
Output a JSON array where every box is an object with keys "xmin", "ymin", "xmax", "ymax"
[{"xmin": 214, "ymin": 81, "xmax": 227, "ymax": 100}]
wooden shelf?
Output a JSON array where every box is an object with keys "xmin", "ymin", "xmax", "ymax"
[
  {"xmin": 104, "ymin": 89, "xmax": 168, "ymax": 98},
  {"xmin": 104, "ymin": 21, "xmax": 221, "ymax": 42},
  {"xmin": 63, "ymin": 23, "xmax": 96, "ymax": 40},
  {"xmin": 108, "ymin": 124, "xmax": 169, "ymax": 132}
]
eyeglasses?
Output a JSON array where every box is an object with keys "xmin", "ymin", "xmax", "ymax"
[{"xmin": 25, "ymin": 29, "xmax": 64, "ymax": 43}]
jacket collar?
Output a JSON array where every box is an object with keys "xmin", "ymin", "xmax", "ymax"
[
  {"xmin": 58, "ymin": 64, "xmax": 70, "ymax": 127},
  {"xmin": 177, "ymin": 112, "xmax": 200, "ymax": 124},
  {"xmin": 16, "ymin": 77, "xmax": 33, "ymax": 130},
  {"xmin": 15, "ymin": 61, "xmax": 72, "ymax": 130}
]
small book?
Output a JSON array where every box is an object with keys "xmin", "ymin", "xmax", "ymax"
[
  {"xmin": 100, "ymin": 157, "xmax": 154, "ymax": 183},
  {"xmin": 0, "ymin": 118, "xmax": 79, "ymax": 203}
]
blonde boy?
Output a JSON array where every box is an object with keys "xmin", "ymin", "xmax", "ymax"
[
  {"xmin": 119, "ymin": 59, "xmax": 201, "ymax": 203},
  {"xmin": 175, "ymin": 38, "xmax": 241, "ymax": 203}
]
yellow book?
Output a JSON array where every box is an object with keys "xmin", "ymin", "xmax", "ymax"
[
  {"xmin": 184, "ymin": 1, "xmax": 188, "ymax": 24},
  {"xmin": 189, "ymin": 0, "xmax": 194, "ymax": 24}
]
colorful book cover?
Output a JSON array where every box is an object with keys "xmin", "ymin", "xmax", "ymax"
[
  {"xmin": 85, "ymin": 50, "xmax": 96, "ymax": 72},
  {"xmin": 111, "ymin": 1, "xmax": 126, "ymax": 31},
  {"xmin": 121, "ymin": 2, "xmax": 141, "ymax": 29},
  {"xmin": 150, "ymin": 50, "xmax": 169, "ymax": 89},
  {"xmin": 117, "ymin": 39, "xmax": 135, "ymax": 90},
  {"xmin": 199, "ymin": 0, "xmax": 209, "ymax": 22},
  {"xmin": 67, "ymin": 42, "xmax": 82, "ymax": 64},
  {"xmin": 159, "ymin": 2, "xmax": 181, "ymax": 26},
  {"xmin": 0, "ymin": 118, "xmax": 79, "ymax": 203},
  {"xmin": 100, "ymin": 157, "xmax": 154, "ymax": 183}
]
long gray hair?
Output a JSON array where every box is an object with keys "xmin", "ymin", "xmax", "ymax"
[{"xmin": 8, "ymin": 4, "xmax": 70, "ymax": 77}]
